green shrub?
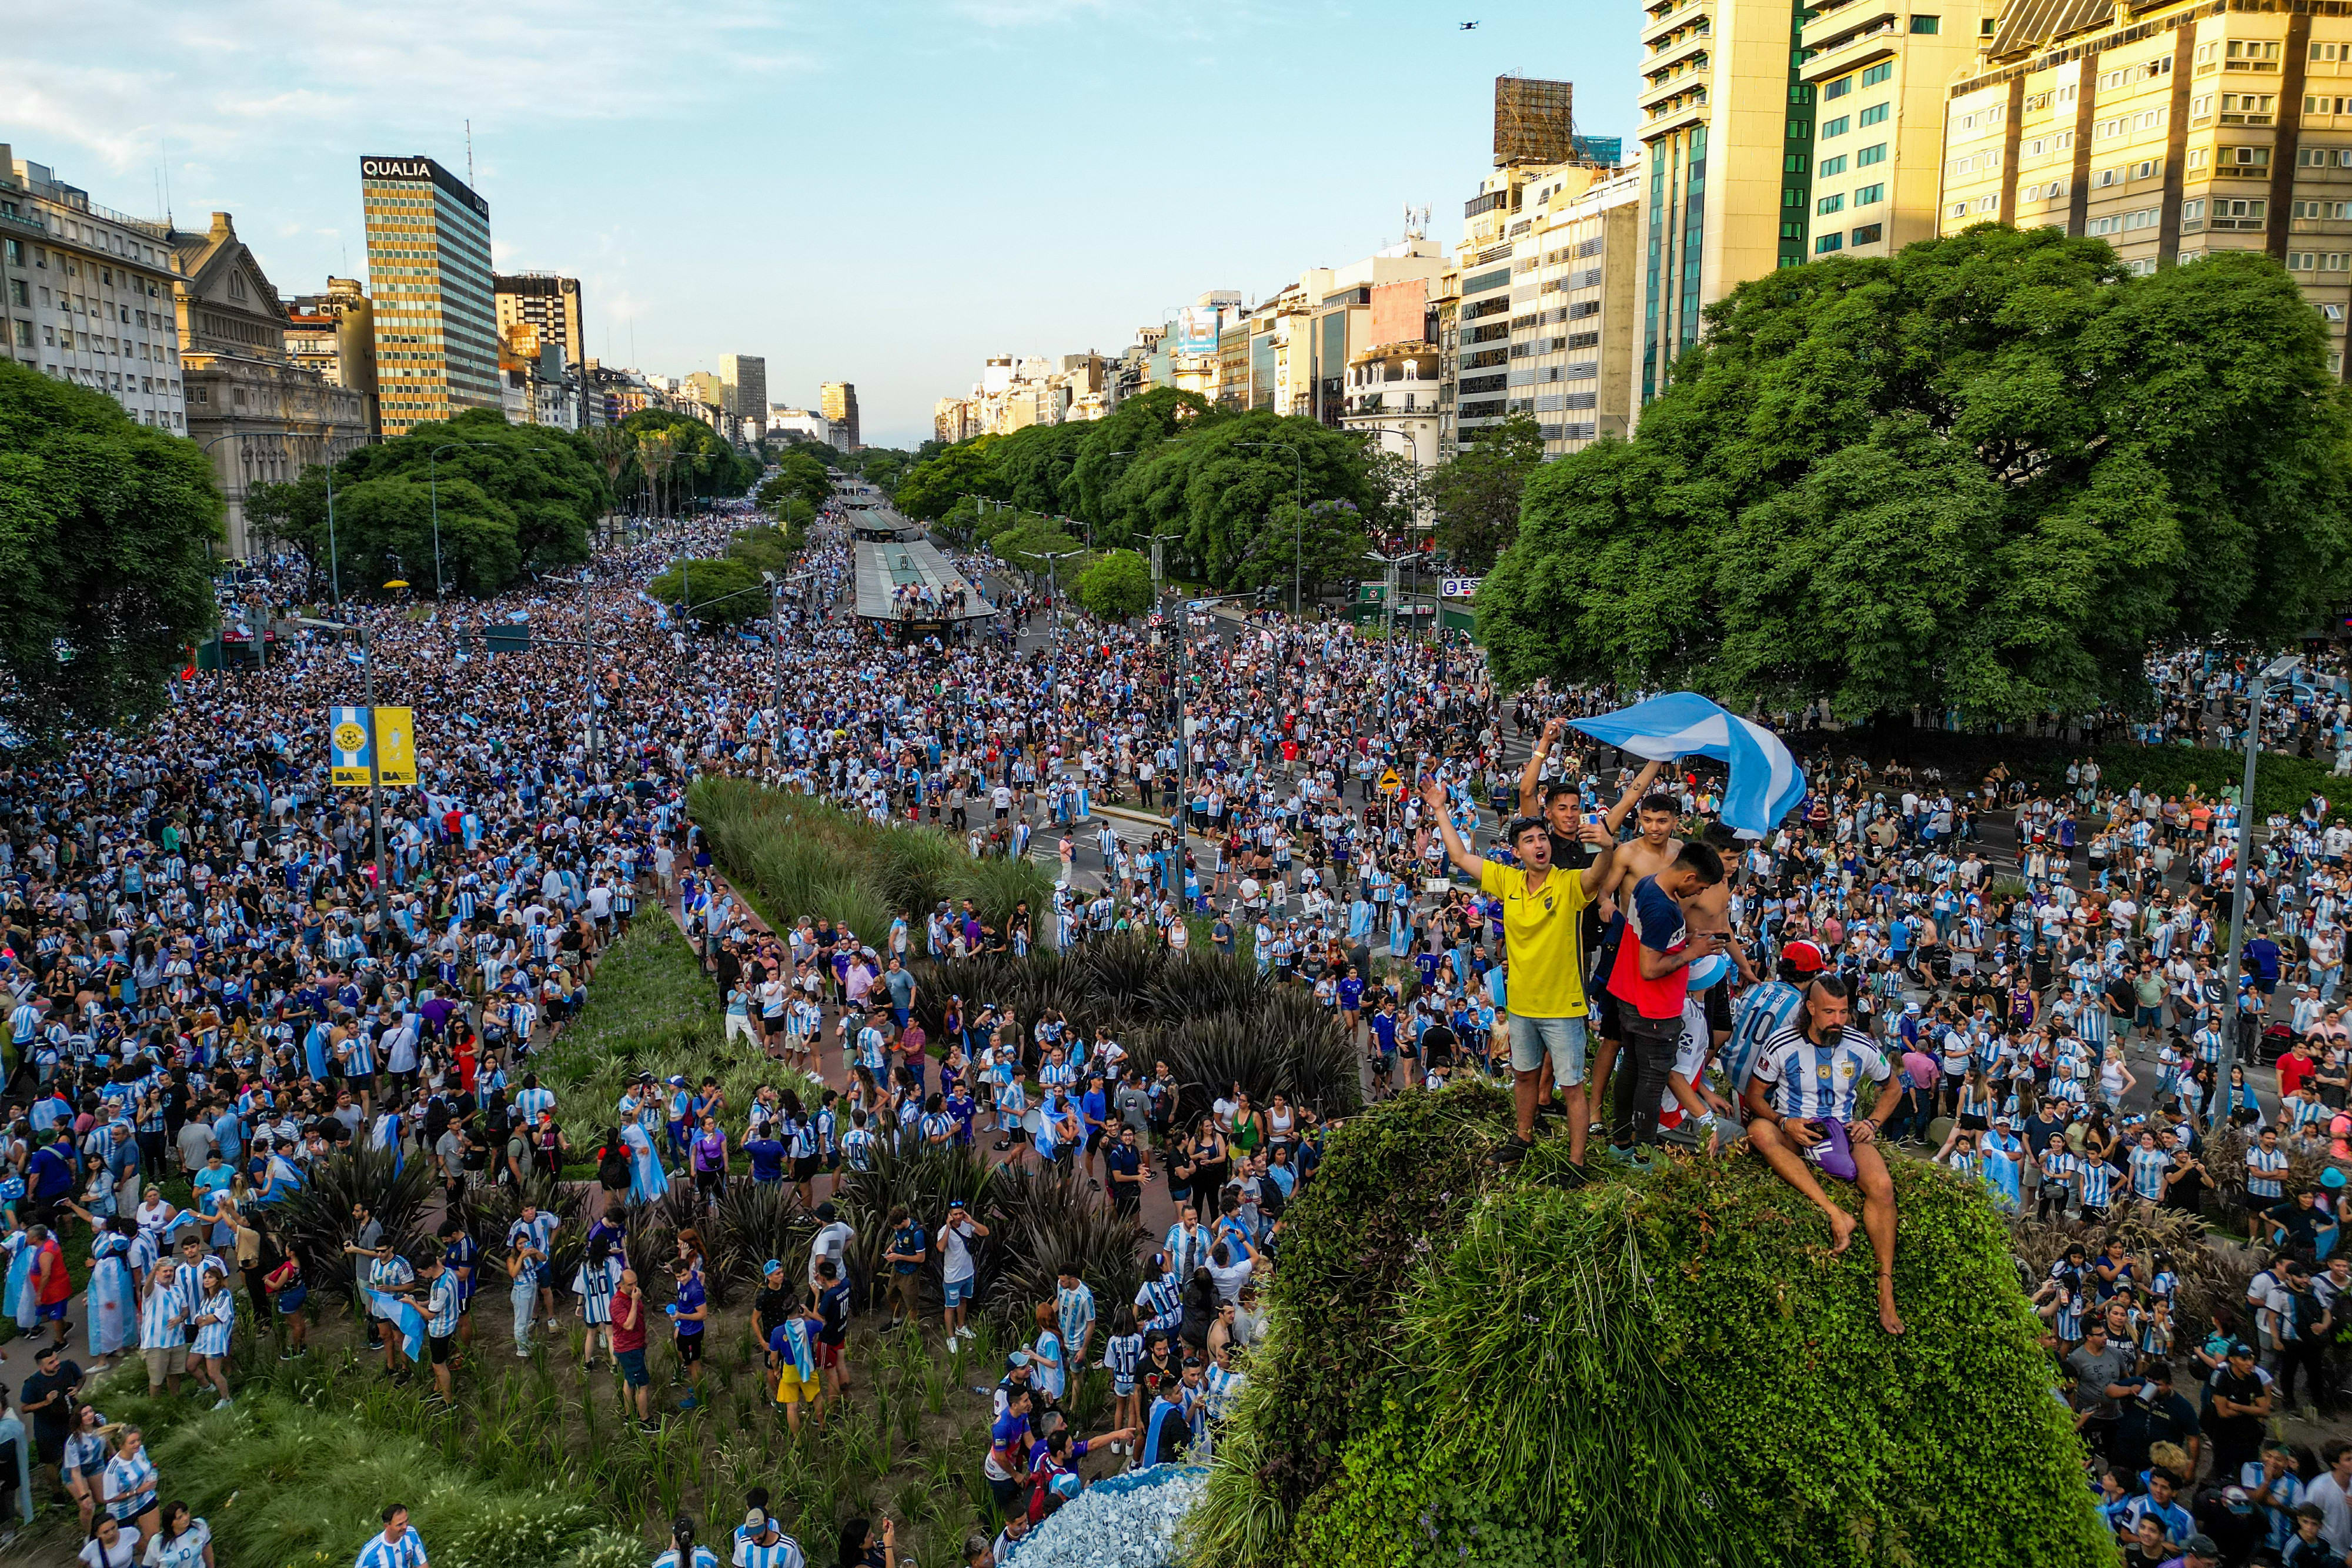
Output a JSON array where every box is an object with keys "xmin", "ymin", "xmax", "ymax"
[{"xmin": 1185, "ymin": 1088, "xmax": 2117, "ymax": 1568}]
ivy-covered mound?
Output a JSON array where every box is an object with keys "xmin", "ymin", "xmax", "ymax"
[{"xmin": 1182, "ymin": 1084, "xmax": 2117, "ymax": 1568}]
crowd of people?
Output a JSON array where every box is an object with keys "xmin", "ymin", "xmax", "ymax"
[{"xmin": 0, "ymin": 457, "xmax": 2346, "ymax": 1566}]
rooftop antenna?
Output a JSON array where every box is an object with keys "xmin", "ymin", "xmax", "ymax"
[
  {"xmin": 160, "ymin": 137, "xmax": 173, "ymax": 228},
  {"xmin": 465, "ymin": 120, "xmax": 475, "ymax": 188}
]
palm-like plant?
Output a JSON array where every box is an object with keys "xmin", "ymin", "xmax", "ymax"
[{"xmin": 264, "ymin": 1145, "xmax": 440, "ymax": 1302}]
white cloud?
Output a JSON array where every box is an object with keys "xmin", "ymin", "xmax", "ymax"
[{"xmin": 12, "ymin": 0, "xmax": 822, "ymax": 174}]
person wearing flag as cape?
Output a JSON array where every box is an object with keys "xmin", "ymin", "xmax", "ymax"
[{"xmin": 1421, "ymin": 775, "xmax": 1620, "ymax": 1174}]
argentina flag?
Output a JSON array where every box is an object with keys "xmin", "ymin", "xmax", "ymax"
[
  {"xmin": 1569, "ymin": 692, "xmax": 1807, "ymax": 838},
  {"xmin": 369, "ymin": 1287, "xmax": 426, "ymax": 1363}
]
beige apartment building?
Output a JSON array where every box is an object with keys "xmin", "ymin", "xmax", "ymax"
[
  {"xmin": 1942, "ymin": 0, "xmax": 2352, "ymax": 373},
  {"xmin": 1799, "ymin": 0, "xmax": 1983, "ymax": 258}
]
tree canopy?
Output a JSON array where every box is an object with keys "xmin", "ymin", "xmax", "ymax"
[
  {"xmin": 759, "ymin": 449, "xmax": 831, "ymax": 514},
  {"xmin": 1430, "ymin": 411, "xmax": 1542, "ymax": 571},
  {"xmin": 1475, "ymin": 228, "xmax": 2352, "ymax": 720},
  {"xmin": 1073, "ymin": 548, "xmax": 1155, "ymax": 621},
  {"xmin": 648, "ymin": 554, "xmax": 768, "ymax": 625},
  {"xmin": 250, "ymin": 408, "xmax": 609, "ymax": 597},
  {"xmin": 616, "ymin": 409, "xmax": 760, "ymax": 505},
  {"xmin": 0, "ymin": 362, "xmax": 222, "ymax": 741}
]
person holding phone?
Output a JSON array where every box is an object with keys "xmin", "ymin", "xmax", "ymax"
[{"xmin": 1745, "ymin": 975, "xmax": 1907, "ymax": 1336}]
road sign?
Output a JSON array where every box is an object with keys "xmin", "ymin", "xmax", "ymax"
[
  {"xmin": 1442, "ymin": 576, "xmax": 1483, "ymax": 598},
  {"xmin": 1378, "ymin": 768, "xmax": 1403, "ymax": 796}
]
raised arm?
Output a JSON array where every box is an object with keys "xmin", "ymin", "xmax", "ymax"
[{"xmin": 1418, "ymin": 779, "xmax": 1484, "ymax": 878}]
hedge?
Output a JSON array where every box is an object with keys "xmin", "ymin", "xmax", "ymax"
[{"xmin": 1183, "ymin": 1088, "xmax": 2117, "ymax": 1568}]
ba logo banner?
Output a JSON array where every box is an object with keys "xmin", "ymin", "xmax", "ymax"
[
  {"xmin": 331, "ymin": 707, "xmax": 417, "ymax": 788},
  {"xmin": 330, "ymin": 707, "xmax": 373, "ymax": 787}
]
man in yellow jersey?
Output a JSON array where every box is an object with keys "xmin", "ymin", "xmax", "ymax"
[{"xmin": 1422, "ymin": 777, "xmax": 1619, "ymax": 1176}]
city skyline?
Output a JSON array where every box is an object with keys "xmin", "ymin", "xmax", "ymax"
[{"xmin": 4, "ymin": 0, "xmax": 1643, "ymax": 447}]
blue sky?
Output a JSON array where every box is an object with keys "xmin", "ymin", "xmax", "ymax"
[{"xmin": 8, "ymin": 0, "xmax": 1640, "ymax": 447}]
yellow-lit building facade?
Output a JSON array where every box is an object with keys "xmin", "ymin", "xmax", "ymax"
[
  {"xmin": 1943, "ymin": 0, "xmax": 2352, "ymax": 374},
  {"xmin": 1799, "ymin": 2, "xmax": 1986, "ymax": 258},
  {"xmin": 360, "ymin": 155, "xmax": 499, "ymax": 436}
]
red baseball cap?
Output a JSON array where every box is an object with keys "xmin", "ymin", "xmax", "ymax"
[{"xmin": 1780, "ymin": 940, "xmax": 1828, "ymax": 974}]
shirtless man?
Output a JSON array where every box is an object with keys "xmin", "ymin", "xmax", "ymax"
[{"xmin": 1583, "ymin": 774, "xmax": 1686, "ymax": 1137}]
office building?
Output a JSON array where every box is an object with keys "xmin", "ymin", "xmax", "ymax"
[
  {"xmin": 493, "ymin": 272, "xmax": 583, "ymax": 371},
  {"xmin": 166, "ymin": 212, "xmax": 369, "ymax": 558},
  {"xmin": 0, "ymin": 145, "xmax": 186, "ymax": 431},
  {"xmin": 821, "ymin": 380, "xmax": 860, "ymax": 449},
  {"xmin": 285, "ymin": 277, "xmax": 378, "ymax": 434},
  {"xmin": 1634, "ymin": 0, "xmax": 1817, "ymax": 404},
  {"xmin": 1940, "ymin": 0, "xmax": 2352, "ymax": 374},
  {"xmin": 1798, "ymin": 5, "xmax": 1982, "ymax": 262},
  {"xmin": 360, "ymin": 153, "xmax": 499, "ymax": 436},
  {"xmin": 719, "ymin": 354, "xmax": 766, "ymax": 421}
]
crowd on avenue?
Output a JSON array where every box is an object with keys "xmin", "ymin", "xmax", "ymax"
[{"xmin": 0, "ymin": 465, "xmax": 2348, "ymax": 1567}]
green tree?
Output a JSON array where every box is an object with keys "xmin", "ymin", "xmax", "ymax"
[
  {"xmin": 895, "ymin": 436, "xmax": 1004, "ymax": 521},
  {"xmin": 1068, "ymin": 387, "xmax": 1215, "ymax": 536},
  {"xmin": 759, "ymin": 448, "xmax": 831, "ymax": 514},
  {"xmin": 1073, "ymin": 548, "xmax": 1155, "ymax": 621},
  {"xmin": 1476, "ymin": 229, "xmax": 2352, "ymax": 720},
  {"xmin": 986, "ymin": 516, "xmax": 1085, "ymax": 576},
  {"xmin": 1237, "ymin": 499, "xmax": 1375, "ymax": 609},
  {"xmin": 616, "ymin": 409, "xmax": 757, "ymax": 508},
  {"xmin": 1429, "ymin": 411, "xmax": 1542, "ymax": 571},
  {"xmin": 993, "ymin": 422, "xmax": 1090, "ymax": 516},
  {"xmin": 1113, "ymin": 412, "xmax": 1376, "ymax": 590},
  {"xmin": 252, "ymin": 409, "xmax": 611, "ymax": 595},
  {"xmin": 648, "ymin": 554, "xmax": 768, "ymax": 624},
  {"xmin": 843, "ymin": 445, "xmax": 916, "ymax": 494},
  {"xmin": 0, "ymin": 362, "xmax": 222, "ymax": 739}
]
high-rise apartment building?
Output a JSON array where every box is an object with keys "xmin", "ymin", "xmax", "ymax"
[
  {"xmin": 1940, "ymin": 0, "xmax": 2352, "ymax": 375},
  {"xmin": 1634, "ymin": 0, "xmax": 1817, "ymax": 403},
  {"xmin": 360, "ymin": 154, "xmax": 499, "ymax": 436},
  {"xmin": 1798, "ymin": 2, "xmax": 1980, "ymax": 260},
  {"xmin": 719, "ymin": 354, "xmax": 766, "ymax": 420},
  {"xmin": 0, "ymin": 145, "xmax": 186, "ymax": 431},
  {"xmin": 493, "ymin": 273, "xmax": 583, "ymax": 377},
  {"xmin": 821, "ymin": 380, "xmax": 860, "ymax": 449}
]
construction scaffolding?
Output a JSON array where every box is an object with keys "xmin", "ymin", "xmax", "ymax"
[{"xmin": 1494, "ymin": 75, "xmax": 1576, "ymax": 168}]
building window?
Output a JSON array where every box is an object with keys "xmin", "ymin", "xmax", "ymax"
[
  {"xmin": 1852, "ymin": 223, "xmax": 1884, "ymax": 245},
  {"xmin": 1784, "ymin": 185, "xmax": 1809, "ymax": 206},
  {"xmin": 1818, "ymin": 192, "xmax": 1846, "ymax": 215},
  {"xmin": 1816, "ymin": 233, "xmax": 1845, "ymax": 253},
  {"xmin": 1822, "ymin": 115, "xmax": 1850, "ymax": 138},
  {"xmin": 1785, "ymin": 153, "xmax": 1809, "ymax": 172},
  {"xmin": 1862, "ymin": 62, "xmax": 1894, "ymax": 86},
  {"xmin": 1909, "ymin": 14, "xmax": 1939, "ymax": 31},
  {"xmin": 1855, "ymin": 183, "xmax": 1886, "ymax": 205},
  {"xmin": 1857, "ymin": 143, "xmax": 1886, "ymax": 167},
  {"xmin": 1826, "ymin": 75, "xmax": 1853, "ymax": 99},
  {"xmin": 1859, "ymin": 103, "xmax": 1889, "ymax": 127},
  {"xmin": 1819, "ymin": 155, "xmax": 1849, "ymax": 176}
]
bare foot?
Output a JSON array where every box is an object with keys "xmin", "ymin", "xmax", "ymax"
[
  {"xmin": 1878, "ymin": 1288, "xmax": 1905, "ymax": 1337},
  {"xmin": 1828, "ymin": 1208, "xmax": 1857, "ymax": 1255}
]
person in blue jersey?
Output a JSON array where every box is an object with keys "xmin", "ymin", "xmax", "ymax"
[
  {"xmin": 1139, "ymin": 1369, "xmax": 1192, "ymax": 1469},
  {"xmin": 1746, "ymin": 975, "xmax": 1907, "ymax": 1335},
  {"xmin": 1723, "ymin": 940, "xmax": 1828, "ymax": 1123}
]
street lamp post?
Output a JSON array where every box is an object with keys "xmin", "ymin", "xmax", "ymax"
[
  {"xmin": 2216, "ymin": 652, "xmax": 2304, "ymax": 1122},
  {"xmin": 298, "ymin": 615, "xmax": 391, "ymax": 918},
  {"xmin": 1235, "ymin": 441, "xmax": 1305, "ymax": 618},
  {"xmin": 1035, "ymin": 548, "xmax": 1084, "ymax": 660}
]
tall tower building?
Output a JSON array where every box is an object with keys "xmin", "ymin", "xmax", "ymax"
[
  {"xmin": 1798, "ymin": 3, "xmax": 1979, "ymax": 263},
  {"xmin": 493, "ymin": 272, "xmax": 584, "ymax": 373},
  {"xmin": 719, "ymin": 354, "xmax": 767, "ymax": 419},
  {"xmin": 820, "ymin": 380, "xmax": 860, "ymax": 449},
  {"xmin": 359, "ymin": 154, "xmax": 499, "ymax": 436},
  {"xmin": 1634, "ymin": 0, "xmax": 1818, "ymax": 404}
]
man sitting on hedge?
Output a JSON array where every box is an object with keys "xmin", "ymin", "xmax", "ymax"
[{"xmin": 1745, "ymin": 975, "xmax": 1906, "ymax": 1335}]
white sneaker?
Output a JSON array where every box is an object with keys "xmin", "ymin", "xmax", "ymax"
[{"xmin": 212, "ymin": 1398, "xmax": 232, "ymax": 1410}]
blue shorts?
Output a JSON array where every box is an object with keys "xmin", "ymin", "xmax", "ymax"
[
  {"xmin": 36, "ymin": 1300, "xmax": 66, "ymax": 1323},
  {"xmin": 1507, "ymin": 1014, "xmax": 1588, "ymax": 1087},
  {"xmin": 944, "ymin": 1275, "xmax": 973, "ymax": 1307},
  {"xmin": 276, "ymin": 1284, "xmax": 309, "ymax": 1314}
]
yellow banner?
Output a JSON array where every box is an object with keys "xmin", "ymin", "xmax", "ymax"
[{"xmin": 374, "ymin": 707, "xmax": 417, "ymax": 785}]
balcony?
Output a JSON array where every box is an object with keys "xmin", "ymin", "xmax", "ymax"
[
  {"xmin": 1643, "ymin": 89, "xmax": 1710, "ymax": 133},
  {"xmin": 1648, "ymin": 24, "xmax": 1712, "ymax": 71},
  {"xmin": 1801, "ymin": 1, "xmax": 1900, "ymax": 73},
  {"xmin": 1641, "ymin": 0, "xmax": 1708, "ymax": 45}
]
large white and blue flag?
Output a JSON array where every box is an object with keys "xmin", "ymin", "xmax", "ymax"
[
  {"xmin": 1569, "ymin": 692, "xmax": 1806, "ymax": 838},
  {"xmin": 369, "ymin": 1287, "xmax": 426, "ymax": 1362}
]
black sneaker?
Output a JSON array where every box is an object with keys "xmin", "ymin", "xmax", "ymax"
[
  {"xmin": 1494, "ymin": 1135, "xmax": 1535, "ymax": 1164},
  {"xmin": 1549, "ymin": 1161, "xmax": 1591, "ymax": 1189}
]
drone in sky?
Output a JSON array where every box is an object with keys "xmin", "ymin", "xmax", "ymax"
[{"xmin": 1461, "ymin": 19, "xmax": 1480, "ymax": 28}]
